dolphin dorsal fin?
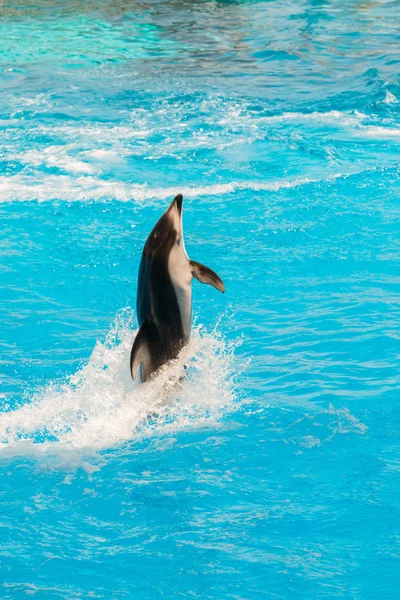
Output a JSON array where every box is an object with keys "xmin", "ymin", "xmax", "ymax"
[
  {"xmin": 130, "ymin": 319, "xmax": 153, "ymax": 381},
  {"xmin": 190, "ymin": 260, "xmax": 225, "ymax": 293}
]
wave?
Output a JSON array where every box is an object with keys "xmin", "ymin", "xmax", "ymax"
[
  {"xmin": 253, "ymin": 110, "xmax": 400, "ymax": 139},
  {"xmin": 0, "ymin": 173, "xmax": 347, "ymax": 203},
  {"xmin": 356, "ymin": 125, "xmax": 400, "ymax": 138},
  {"xmin": 0, "ymin": 309, "xmax": 240, "ymax": 469},
  {"xmin": 219, "ymin": 108, "xmax": 368, "ymax": 128},
  {"xmin": 382, "ymin": 90, "xmax": 398, "ymax": 105},
  {"xmin": 2, "ymin": 100, "xmax": 399, "ymax": 204}
]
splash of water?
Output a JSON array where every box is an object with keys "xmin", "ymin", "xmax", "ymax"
[{"xmin": 0, "ymin": 308, "xmax": 240, "ymax": 468}]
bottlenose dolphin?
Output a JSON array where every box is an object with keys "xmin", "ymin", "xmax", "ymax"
[{"xmin": 130, "ymin": 193, "xmax": 225, "ymax": 382}]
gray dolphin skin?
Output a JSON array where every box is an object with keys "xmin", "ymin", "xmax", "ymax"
[{"xmin": 130, "ymin": 193, "xmax": 225, "ymax": 382}]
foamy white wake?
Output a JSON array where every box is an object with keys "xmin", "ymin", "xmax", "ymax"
[
  {"xmin": 0, "ymin": 309, "xmax": 239, "ymax": 469},
  {"xmin": 0, "ymin": 173, "xmax": 345, "ymax": 203},
  {"xmin": 2, "ymin": 100, "xmax": 399, "ymax": 203}
]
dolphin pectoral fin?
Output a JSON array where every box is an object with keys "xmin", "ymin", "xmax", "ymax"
[
  {"xmin": 130, "ymin": 321, "xmax": 151, "ymax": 381},
  {"xmin": 190, "ymin": 260, "xmax": 225, "ymax": 293}
]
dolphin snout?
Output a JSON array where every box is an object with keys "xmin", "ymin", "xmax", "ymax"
[{"xmin": 174, "ymin": 193, "xmax": 183, "ymax": 216}]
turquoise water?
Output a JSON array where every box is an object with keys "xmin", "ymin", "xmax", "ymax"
[{"xmin": 1, "ymin": 1, "xmax": 400, "ymax": 597}]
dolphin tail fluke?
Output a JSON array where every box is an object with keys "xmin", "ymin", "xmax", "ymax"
[
  {"xmin": 130, "ymin": 319, "xmax": 153, "ymax": 381},
  {"xmin": 190, "ymin": 260, "xmax": 225, "ymax": 293}
]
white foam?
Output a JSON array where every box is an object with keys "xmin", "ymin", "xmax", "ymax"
[
  {"xmin": 2, "ymin": 101, "xmax": 394, "ymax": 204},
  {"xmin": 83, "ymin": 149, "xmax": 125, "ymax": 164},
  {"xmin": 0, "ymin": 173, "xmax": 344, "ymax": 203},
  {"xmin": 219, "ymin": 109, "xmax": 367, "ymax": 128},
  {"xmin": 383, "ymin": 90, "xmax": 398, "ymax": 105},
  {"xmin": 262, "ymin": 108, "xmax": 400, "ymax": 140},
  {"xmin": 0, "ymin": 309, "xmax": 240, "ymax": 469},
  {"xmin": 18, "ymin": 145, "xmax": 94, "ymax": 174},
  {"xmin": 357, "ymin": 125, "xmax": 400, "ymax": 138}
]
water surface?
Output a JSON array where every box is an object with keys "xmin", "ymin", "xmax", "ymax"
[{"xmin": 1, "ymin": 1, "xmax": 400, "ymax": 598}]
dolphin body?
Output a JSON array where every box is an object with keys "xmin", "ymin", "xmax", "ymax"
[{"xmin": 130, "ymin": 194, "xmax": 225, "ymax": 382}]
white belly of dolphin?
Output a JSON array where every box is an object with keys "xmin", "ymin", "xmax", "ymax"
[{"xmin": 168, "ymin": 244, "xmax": 192, "ymax": 339}]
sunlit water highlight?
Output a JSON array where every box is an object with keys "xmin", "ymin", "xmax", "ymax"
[{"xmin": 1, "ymin": 1, "xmax": 400, "ymax": 598}]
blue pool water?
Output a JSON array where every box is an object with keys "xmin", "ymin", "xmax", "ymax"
[{"xmin": 1, "ymin": 1, "xmax": 400, "ymax": 597}]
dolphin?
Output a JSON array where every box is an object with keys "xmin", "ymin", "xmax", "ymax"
[{"xmin": 130, "ymin": 193, "xmax": 225, "ymax": 382}]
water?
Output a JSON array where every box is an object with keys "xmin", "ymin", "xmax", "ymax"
[{"xmin": 1, "ymin": 0, "xmax": 400, "ymax": 597}]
